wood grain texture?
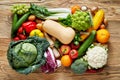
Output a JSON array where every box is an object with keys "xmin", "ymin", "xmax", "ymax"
[{"xmin": 0, "ymin": 0, "xmax": 120, "ymax": 80}]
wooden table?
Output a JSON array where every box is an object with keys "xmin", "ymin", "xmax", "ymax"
[{"xmin": 0, "ymin": 0, "xmax": 120, "ymax": 80}]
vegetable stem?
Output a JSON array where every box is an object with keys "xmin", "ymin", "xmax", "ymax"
[{"xmin": 47, "ymin": 8, "xmax": 71, "ymax": 13}]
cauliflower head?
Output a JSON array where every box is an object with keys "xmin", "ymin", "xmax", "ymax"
[{"xmin": 86, "ymin": 46, "xmax": 108, "ymax": 69}]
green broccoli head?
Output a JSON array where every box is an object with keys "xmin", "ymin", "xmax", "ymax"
[
  {"xmin": 71, "ymin": 58, "xmax": 88, "ymax": 74},
  {"xmin": 71, "ymin": 11, "xmax": 92, "ymax": 31}
]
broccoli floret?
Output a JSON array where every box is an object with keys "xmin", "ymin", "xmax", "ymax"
[
  {"xmin": 71, "ymin": 11, "xmax": 92, "ymax": 31},
  {"xmin": 71, "ymin": 58, "xmax": 88, "ymax": 74}
]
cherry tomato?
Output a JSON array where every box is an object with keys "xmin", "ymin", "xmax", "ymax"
[
  {"xmin": 18, "ymin": 34, "xmax": 26, "ymax": 40},
  {"xmin": 13, "ymin": 36, "xmax": 20, "ymax": 41},
  {"xmin": 69, "ymin": 49, "xmax": 78, "ymax": 59},
  {"xmin": 70, "ymin": 42, "xmax": 80, "ymax": 50}
]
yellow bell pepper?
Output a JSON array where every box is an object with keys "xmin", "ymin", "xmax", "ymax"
[{"xmin": 29, "ymin": 29, "xmax": 44, "ymax": 38}]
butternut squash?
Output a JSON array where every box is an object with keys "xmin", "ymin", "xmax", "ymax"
[{"xmin": 43, "ymin": 20, "xmax": 75, "ymax": 44}]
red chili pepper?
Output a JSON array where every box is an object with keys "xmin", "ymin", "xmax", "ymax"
[
  {"xmin": 96, "ymin": 68, "xmax": 104, "ymax": 72},
  {"xmin": 18, "ymin": 26, "xmax": 24, "ymax": 34},
  {"xmin": 22, "ymin": 21, "xmax": 36, "ymax": 33},
  {"xmin": 86, "ymin": 68, "xmax": 104, "ymax": 73},
  {"xmin": 86, "ymin": 69, "xmax": 97, "ymax": 73}
]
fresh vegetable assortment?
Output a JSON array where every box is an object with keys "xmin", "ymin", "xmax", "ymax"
[{"xmin": 7, "ymin": 3, "xmax": 110, "ymax": 74}]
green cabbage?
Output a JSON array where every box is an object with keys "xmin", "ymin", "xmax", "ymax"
[
  {"xmin": 7, "ymin": 36, "xmax": 50, "ymax": 74},
  {"xmin": 71, "ymin": 11, "xmax": 92, "ymax": 31}
]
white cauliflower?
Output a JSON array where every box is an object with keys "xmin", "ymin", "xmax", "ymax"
[{"xmin": 85, "ymin": 46, "xmax": 108, "ymax": 69}]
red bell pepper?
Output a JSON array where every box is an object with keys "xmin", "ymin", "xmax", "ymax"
[{"xmin": 22, "ymin": 21, "xmax": 36, "ymax": 33}]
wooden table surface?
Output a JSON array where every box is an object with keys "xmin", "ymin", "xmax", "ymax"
[{"xmin": 0, "ymin": 0, "xmax": 120, "ymax": 80}]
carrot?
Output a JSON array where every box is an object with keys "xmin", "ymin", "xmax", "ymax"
[
  {"xmin": 71, "ymin": 5, "xmax": 80, "ymax": 14},
  {"xmin": 80, "ymin": 27, "xmax": 92, "ymax": 42}
]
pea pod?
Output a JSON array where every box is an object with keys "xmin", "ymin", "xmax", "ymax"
[{"xmin": 78, "ymin": 30, "xmax": 96, "ymax": 57}]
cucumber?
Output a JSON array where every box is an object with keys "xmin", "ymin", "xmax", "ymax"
[
  {"xmin": 11, "ymin": 13, "xmax": 18, "ymax": 38},
  {"xmin": 78, "ymin": 30, "xmax": 96, "ymax": 57}
]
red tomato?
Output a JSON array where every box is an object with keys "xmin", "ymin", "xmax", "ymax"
[
  {"xmin": 60, "ymin": 45, "xmax": 71, "ymax": 55},
  {"xmin": 70, "ymin": 42, "xmax": 80, "ymax": 50},
  {"xmin": 69, "ymin": 49, "xmax": 78, "ymax": 59}
]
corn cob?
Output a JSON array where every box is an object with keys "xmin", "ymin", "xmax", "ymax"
[{"xmin": 93, "ymin": 9, "xmax": 104, "ymax": 30}]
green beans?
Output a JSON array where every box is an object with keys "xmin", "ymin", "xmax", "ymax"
[{"xmin": 11, "ymin": 12, "xmax": 30, "ymax": 38}]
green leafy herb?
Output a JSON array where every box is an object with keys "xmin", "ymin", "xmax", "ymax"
[
  {"xmin": 58, "ymin": 14, "xmax": 72, "ymax": 27},
  {"xmin": 29, "ymin": 3, "xmax": 71, "ymax": 20},
  {"xmin": 73, "ymin": 33, "xmax": 81, "ymax": 45},
  {"xmin": 29, "ymin": 3, "xmax": 54, "ymax": 19}
]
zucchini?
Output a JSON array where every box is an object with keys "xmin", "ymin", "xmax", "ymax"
[{"xmin": 78, "ymin": 30, "xmax": 96, "ymax": 57}]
